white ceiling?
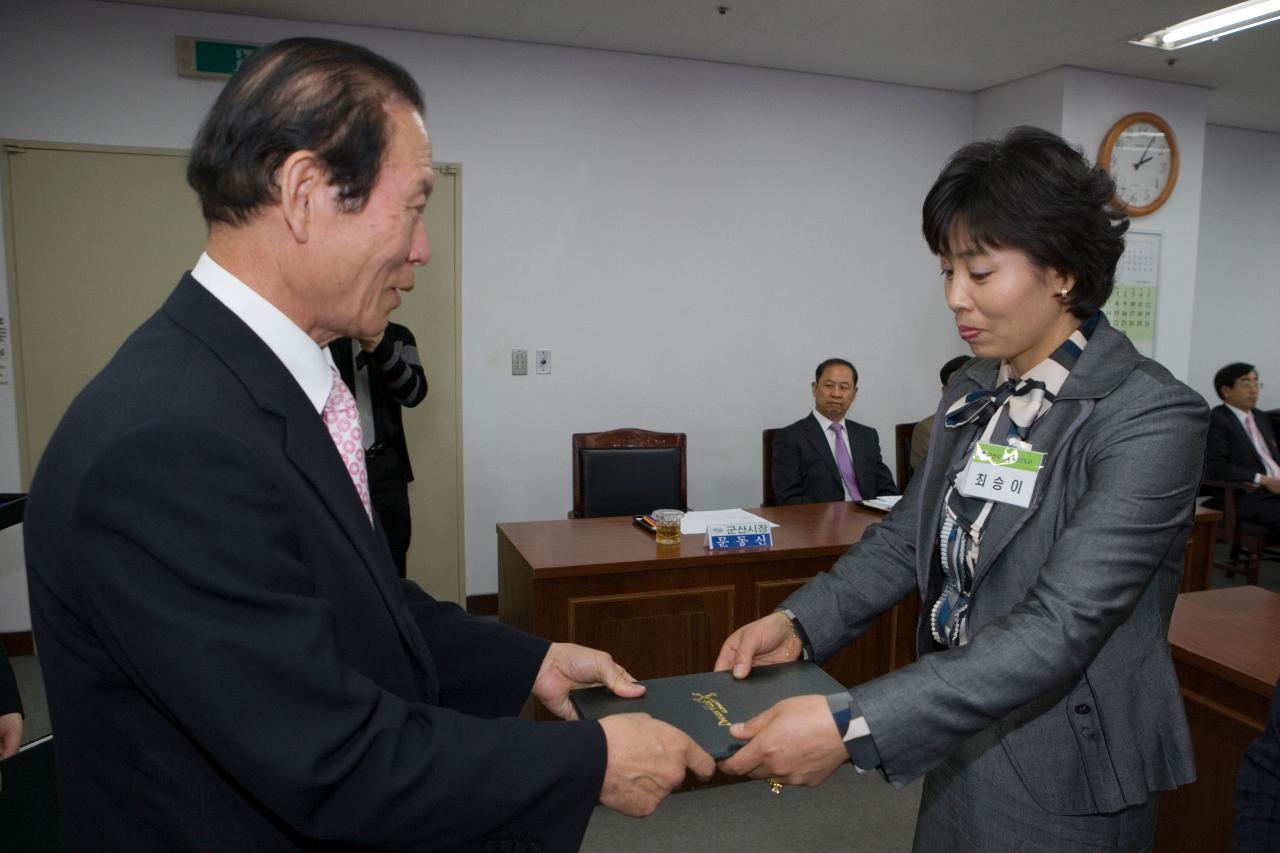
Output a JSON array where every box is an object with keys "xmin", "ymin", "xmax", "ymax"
[{"xmin": 110, "ymin": 0, "xmax": 1280, "ymax": 134}]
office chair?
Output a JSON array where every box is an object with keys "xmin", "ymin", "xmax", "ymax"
[
  {"xmin": 1203, "ymin": 479, "xmax": 1280, "ymax": 586},
  {"xmin": 762, "ymin": 428, "xmax": 778, "ymax": 506},
  {"xmin": 570, "ymin": 428, "xmax": 687, "ymax": 518}
]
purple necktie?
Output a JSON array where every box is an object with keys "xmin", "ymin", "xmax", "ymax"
[{"xmin": 829, "ymin": 422, "xmax": 863, "ymax": 502}]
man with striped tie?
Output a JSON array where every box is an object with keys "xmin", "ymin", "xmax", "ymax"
[{"xmin": 329, "ymin": 321, "xmax": 427, "ymax": 577}]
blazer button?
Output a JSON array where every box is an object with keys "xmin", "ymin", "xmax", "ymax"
[
  {"xmin": 1081, "ymin": 726, "xmax": 1094, "ymax": 737},
  {"xmin": 1074, "ymin": 703, "xmax": 1091, "ymax": 715}
]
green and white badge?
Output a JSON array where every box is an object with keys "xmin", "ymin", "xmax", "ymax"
[{"xmin": 957, "ymin": 442, "xmax": 1043, "ymax": 507}]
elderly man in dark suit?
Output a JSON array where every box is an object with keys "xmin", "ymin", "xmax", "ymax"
[
  {"xmin": 23, "ymin": 37, "xmax": 710, "ymax": 852},
  {"xmin": 1205, "ymin": 362, "xmax": 1280, "ymax": 535},
  {"xmin": 772, "ymin": 358, "xmax": 897, "ymax": 504}
]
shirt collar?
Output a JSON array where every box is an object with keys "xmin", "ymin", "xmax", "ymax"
[
  {"xmin": 811, "ymin": 409, "xmax": 842, "ymax": 431},
  {"xmin": 1226, "ymin": 403, "xmax": 1252, "ymax": 424},
  {"xmin": 190, "ymin": 253, "xmax": 334, "ymax": 414}
]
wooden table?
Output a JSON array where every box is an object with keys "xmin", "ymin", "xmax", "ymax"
[
  {"xmin": 498, "ymin": 501, "xmax": 1222, "ymax": 690},
  {"xmin": 498, "ymin": 502, "xmax": 918, "ymax": 688},
  {"xmin": 1156, "ymin": 586, "xmax": 1280, "ymax": 852}
]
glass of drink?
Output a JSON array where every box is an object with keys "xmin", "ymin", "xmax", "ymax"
[{"xmin": 652, "ymin": 509, "xmax": 684, "ymax": 546}]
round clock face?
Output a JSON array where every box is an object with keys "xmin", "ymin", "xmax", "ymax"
[{"xmin": 1105, "ymin": 118, "xmax": 1176, "ymax": 214}]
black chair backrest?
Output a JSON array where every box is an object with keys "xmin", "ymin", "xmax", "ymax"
[
  {"xmin": 578, "ymin": 447, "xmax": 684, "ymax": 518},
  {"xmin": 762, "ymin": 429, "xmax": 778, "ymax": 506},
  {"xmin": 571, "ymin": 428, "xmax": 686, "ymax": 518},
  {"xmin": 894, "ymin": 422, "xmax": 917, "ymax": 493}
]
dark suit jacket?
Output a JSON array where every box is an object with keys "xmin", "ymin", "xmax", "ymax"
[
  {"xmin": 1206, "ymin": 403, "xmax": 1279, "ymax": 481},
  {"xmin": 329, "ymin": 323, "xmax": 426, "ymax": 487},
  {"xmin": 24, "ymin": 275, "xmax": 605, "ymax": 851},
  {"xmin": 772, "ymin": 414, "xmax": 897, "ymax": 504},
  {"xmin": 784, "ymin": 315, "xmax": 1203, "ymax": 819},
  {"xmin": 1203, "ymin": 404, "xmax": 1274, "ymax": 517}
]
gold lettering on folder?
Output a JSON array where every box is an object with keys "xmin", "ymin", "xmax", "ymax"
[{"xmin": 691, "ymin": 692, "xmax": 733, "ymax": 727}]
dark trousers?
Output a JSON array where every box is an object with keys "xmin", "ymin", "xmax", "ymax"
[
  {"xmin": 368, "ymin": 451, "xmax": 412, "ymax": 579},
  {"xmin": 1241, "ymin": 491, "xmax": 1280, "ymax": 536}
]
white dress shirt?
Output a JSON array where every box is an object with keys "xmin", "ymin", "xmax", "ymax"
[{"xmin": 190, "ymin": 253, "xmax": 334, "ymax": 415}]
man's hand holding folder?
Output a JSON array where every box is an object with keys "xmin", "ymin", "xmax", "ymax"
[
  {"xmin": 536, "ymin": 642, "xmax": 715, "ymax": 816},
  {"xmin": 599, "ymin": 713, "xmax": 716, "ymax": 816}
]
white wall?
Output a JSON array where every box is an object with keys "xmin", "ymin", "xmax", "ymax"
[
  {"xmin": 1060, "ymin": 68, "xmax": 1209, "ymax": 384},
  {"xmin": 1, "ymin": 2, "xmax": 1277, "ymax": 612},
  {"xmin": 1189, "ymin": 125, "xmax": 1280, "ymax": 409},
  {"xmin": 0, "ymin": 0, "xmax": 972, "ymax": 610},
  {"xmin": 974, "ymin": 68, "xmax": 1067, "ymax": 140}
]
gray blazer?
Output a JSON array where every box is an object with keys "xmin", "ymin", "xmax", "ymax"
[{"xmin": 783, "ymin": 315, "xmax": 1205, "ymax": 815}]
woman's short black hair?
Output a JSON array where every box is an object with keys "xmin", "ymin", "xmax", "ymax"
[
  {"xmin": 187, "ymin": 37, "xmax": 425, "ymax": 226},
  {"xmin": 921, "ymin": 126, "xmax": 1129, "ymax": 318}
]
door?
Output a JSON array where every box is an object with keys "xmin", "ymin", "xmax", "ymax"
[{"xmin": 3, "ymin": 141, "xmax": 464, "ymax": 602}]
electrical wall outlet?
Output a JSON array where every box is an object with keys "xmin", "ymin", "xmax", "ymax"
[
  {"xmin": 535, "ymin": 349, "xmax": 551, "ymax": 374},
  {"xmin": 511, "ymin": 348, "xmax": 527, "ymax": 375}
]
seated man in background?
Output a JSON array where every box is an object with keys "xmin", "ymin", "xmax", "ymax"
[
  {"xmin": 909, "ymin": 355, "xmax": 971, "ymax": 475},
  {"xmin": 772, "ymin": 358, "xmax": 896, "ymax": 505},
  {"xmin": 1205, "ymin": 362, "xmax": 1280, "ymax": 534}
]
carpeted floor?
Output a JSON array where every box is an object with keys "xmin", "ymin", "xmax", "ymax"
[{"xmin": 582, "ymin": 767, "xmax": 922, "ymax": 852}]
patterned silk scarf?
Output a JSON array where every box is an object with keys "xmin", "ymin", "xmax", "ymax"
[{"xmin": 930, "ymin": 313, "xmax": 1100, "ymax": 647}]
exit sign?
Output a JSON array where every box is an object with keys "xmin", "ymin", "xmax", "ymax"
[{"xmin": 176, "ymin": 36, "xmax": 259, "ymax": 80}]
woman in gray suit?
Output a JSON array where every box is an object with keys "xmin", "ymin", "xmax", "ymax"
[{"xmin": 716, "ymin": 127, "xmax": 1206, "ymax": 851}]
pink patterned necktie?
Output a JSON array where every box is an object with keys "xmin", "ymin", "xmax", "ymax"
[
  {"xmin": 322, "ymin": 366, "xmax": 373, "ymax": 524},
  {"xmin": 829, "ymin": 422, "xmax": 863, "ymax": 502},
  {"xmin": 1245, "ymin": 412, "xmax": 1280, "ymax": 478}
]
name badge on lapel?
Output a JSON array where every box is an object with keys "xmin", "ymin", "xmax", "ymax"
[{"xmin": 956, "ymin": 442, "xmax": 1043, "ymax": 508}]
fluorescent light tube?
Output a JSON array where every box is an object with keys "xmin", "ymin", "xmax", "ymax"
[{"xmin": 1131, "ymin": 0, "xmax": 1280, "ymax": 50}]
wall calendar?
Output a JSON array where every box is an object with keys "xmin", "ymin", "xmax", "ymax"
[{"xmin": 1105, "ymin": 230, "xmax": 1160, "ymax": 357}]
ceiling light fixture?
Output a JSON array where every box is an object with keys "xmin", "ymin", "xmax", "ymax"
[{"xmin": 1131, "ymin": 0, "xmax": 1280, "ymax": 50}]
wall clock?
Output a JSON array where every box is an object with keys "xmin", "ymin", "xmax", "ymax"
[{"xmin": 1097, "ymin": 112, "xmax": 1179, "ymax": 217}]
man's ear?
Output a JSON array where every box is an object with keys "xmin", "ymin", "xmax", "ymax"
[{"xmin": 277, "ymin": 150, "xmax": 325, "ymax": 243}]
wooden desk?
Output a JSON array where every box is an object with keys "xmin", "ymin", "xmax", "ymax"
[
  {"xmin": 498, "ymin": 501, "xmax": 1222, "ymax": 689},
  {"xmin": 1156, "ymin": 586, "xmax": 1280, "ymax": 852},
  {"xmin": 498, "ymin": 502, "xmax": 918, "ymax": 688}
]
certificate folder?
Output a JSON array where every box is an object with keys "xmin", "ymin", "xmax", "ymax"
[{"xmin": 569, "ymin": 661, "xmax": 844, "ymax": 759}]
